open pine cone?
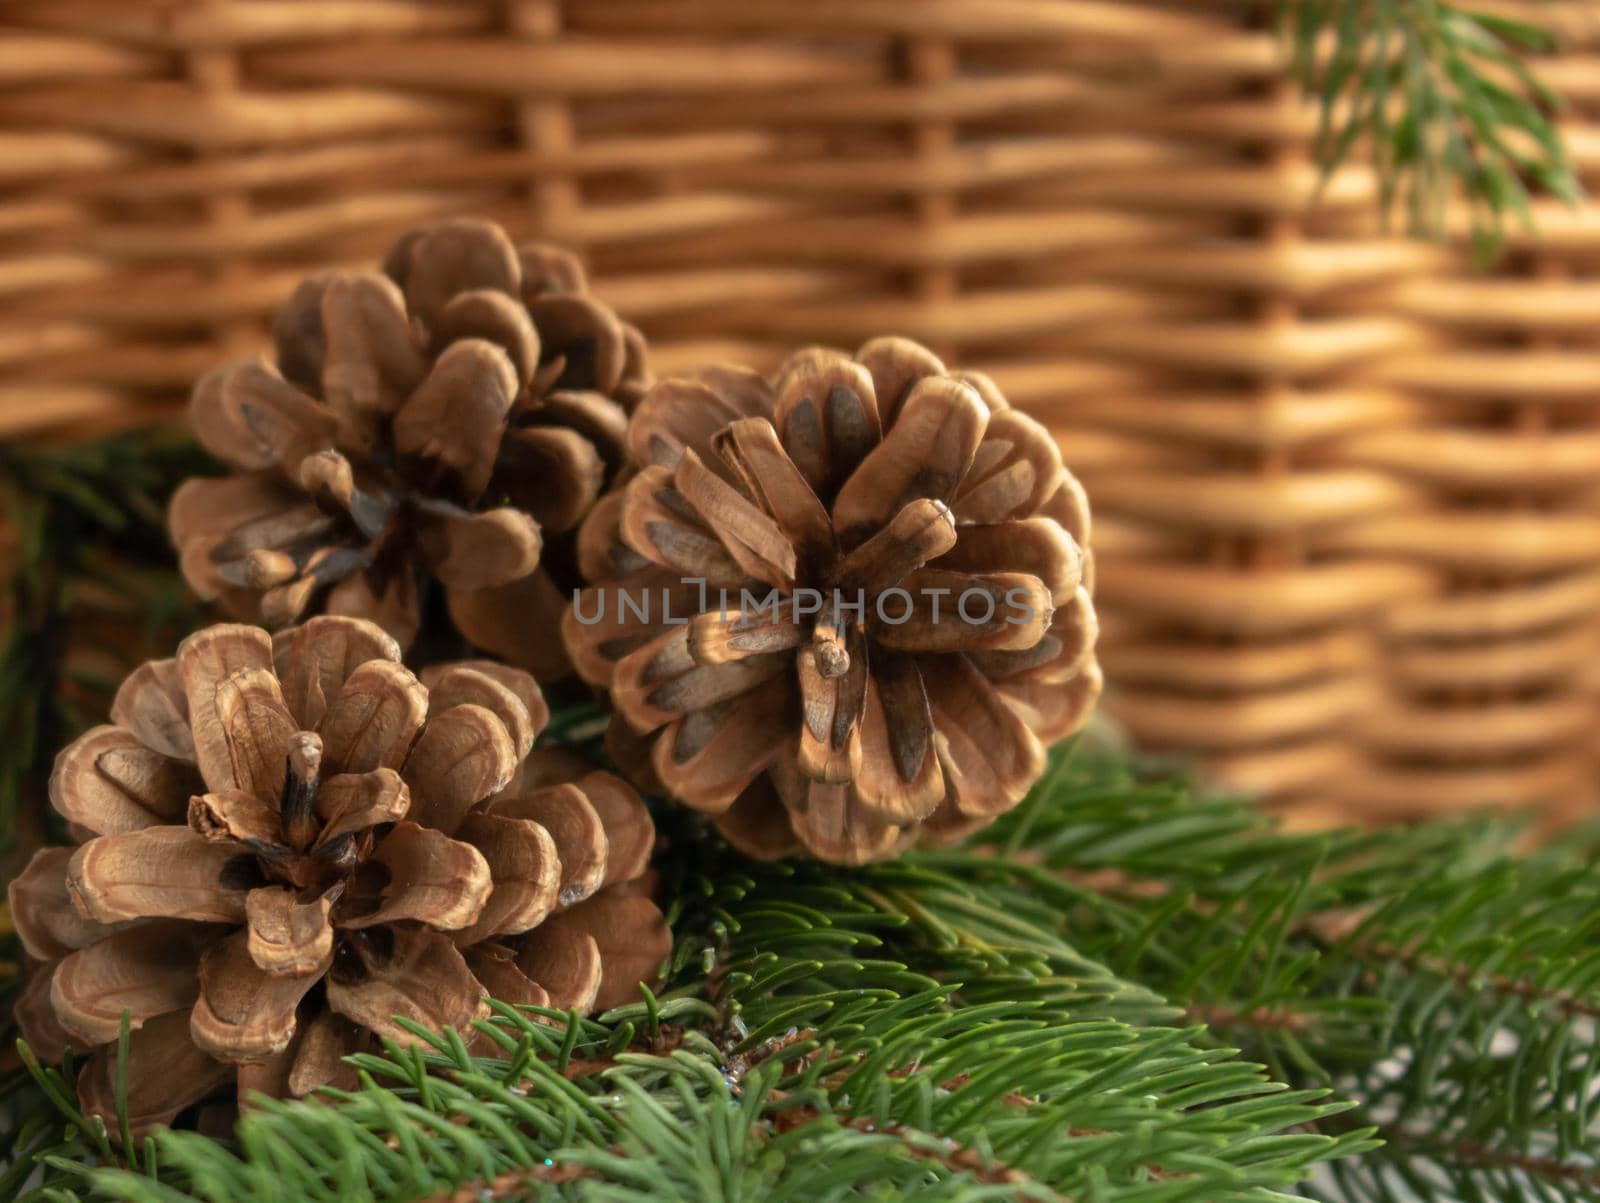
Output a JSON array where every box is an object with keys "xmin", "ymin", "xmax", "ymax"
[
  {"xmin": 170, "ymin": 218, "xmax": 648, "ymax": 677},
  {"xmin": 7, "ymin": 616, "xmax": 669, "ymax": 1133},
  {"xmin": 564, "ymin": 338, "xmax": 1101, "ymax": 865}
]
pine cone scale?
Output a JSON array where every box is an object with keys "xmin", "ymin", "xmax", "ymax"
[
  {"xmin": 686, "ymin": 607, "xmax": 804, "ymax": 665},
  {"xmin": 651, "ymin": 686, "xmax": 796, "ymax": 813},
  {"xmin": 338, "ymin": 822, "xmax": 489, "ymax": 931},
  {"xmin": 491, "ymin": 784, "xmax": 607, "ymax": 908},
  {"xmin": 923, "ymin": 653, "xmax": 1046, "ymax": 818},
  {"xmin": 855, "ymin": 665, "xmax": 942, "ymax": 823},
  {"xmin": 418, "ymin": 506, "xmax": 542, "ymax": 591},
  {"xmin": 715, "ymin": 417, "xmax": 834, "ymax": 564},
  {"xmin": 464, "ymin": 944, "xmax": 550, "ymax": 1010},
  {"xmin": 675, "ymin": 448, "xmax": 797, "ymax": 589},
  {"xmin": 77, "ymin": 1010, "xmax": 234, "ymax": 1134},
  {"xmin": 111, "ymin": 657, "xmax": 195, "ymax": 760},
  {"xmin": 550, "ymin": 892, "xmax": 672, "ymax": 1012},
  {"xmin": 49, "ymin": 725, "xmax": 199, "ymax": 834},
  {"xmin": 281, "ymin": 1011, "xmax": 363, "ymax": 1098},
  {"xmin": 323, "ymin": 926, "xmax": 485, "ymax": 1046},
  {"xmin": 579, "ymin": 771, "xmax": 654, "ymax": 887},
  {"xmin": 784, "ymin": 776, "xmax": 907, "ymax": 867},
  {"xmin": 191, "ymin": 929, "xmax": 324, "ymax": 1061},
  {"xmin": 451, "ymin": 812, "xmax": 560, "ymax": 945},
  {"xmin": 399, "ymin": 703, "xmax": 517, "ymax": 834},
  {"xmin": 50, "ymin": 923, "xmax": 212, "ymax": 1046},
  {"xmin": 512, "ymin": 918, "xmax": 601, "ymax": 1013},
  {"xmin": 628, "ymin": 374, "xmax": 771, "ymax": 472},
  {"xmin": 245, "ymin": 884, "xmax": 336, "ymax": 976},
  {"xmin": 215, "ymin": 665, "xmax": 301, "ymax": 803},
  {"xmin": 314, "ymin": 273, "xmax": 426, "ymax": 423},
  {"xmin": 796, "ymin": 632, "xmax": 865, "ymax": 784},
  {"xmin": 67, "ymin": 827, "xmax": 254, "ymax": 925},
  {"xmin": 432, "ymin": 288, "xmax": 540, "ymax": 382},
  {"xmin": 191, "ymin": 361, "xmax": 337, "ymax": 473},
  {"xmin": 188, "ymin": 788, "xmax": 283, "ymax": 848},
  {"xmin": 178, "ymin": 625, "xmax": 276, "ymax": 793},
  {"xmin": 313, "ymin": 769, "xmax": 409, "ymax": 847},
  {"xmin": 317, "ymin": 658, "xmax": 428, "ymax": 775},
  {"xmin": 830, "ymin": 375, "xmax": 988, "ymax": 544},
  {"xmin": 9, "ymin": 847, "xmax": 117, "ymax": 962},
  {"xmin": 420, "ymin": 662, "xmax": 540, "ymax": 759},
  {"xmin": 392, "ymin": 339, "xmax": 518, "ymax": 502},
  {"xmin": 526, "ymin": 293, "xmax": 628, "ymax": 395},
  {"xmin": 772, "ymin": 351, "xmax": 881, "ymax": 498},
  {"xmin": 95, "ymin": 746, "xmax": 194, "ymax": 827},
  {"xmin": 490, "ymin": 426, "xmax": 605, "ymax": 533},
  {"xmin": 620, "ymin": 465, "xmax": 751, "ymax": 587}
]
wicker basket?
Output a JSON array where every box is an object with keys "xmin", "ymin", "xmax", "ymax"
[{"xmin": 3, "ymin": 0, "xmax": 1598, "ymax": 828}]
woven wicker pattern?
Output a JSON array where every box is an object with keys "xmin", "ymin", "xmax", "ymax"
[{"xmin": 2, "ymin": 0, "xmax": 1598, "ymax": 826}]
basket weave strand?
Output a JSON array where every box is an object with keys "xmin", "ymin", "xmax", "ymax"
[{"xmin": 3, "ymin": 0, "xmax": 1600, "ymax": 828}]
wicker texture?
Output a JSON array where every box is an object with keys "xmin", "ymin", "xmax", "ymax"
[{"xmin": 3, "ymin": 0, "xmax": 1599, "ymax": 827}]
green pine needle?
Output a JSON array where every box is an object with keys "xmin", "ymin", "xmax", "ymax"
[
  {"xmin": 7, "ymin": 738, "xmax": 1600, "ymax": 1201},
  {"xmin": 0, "ymin": 431, "xmax": 212, "ymax": 872},
  {"xmin": 1277, "ymin": 0, "xmax": 1582, "ymax": 254}
]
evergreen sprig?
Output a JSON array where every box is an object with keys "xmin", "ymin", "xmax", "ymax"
[
  {"xmin": 1277, "ymin": 0, "xmax": 1581, "ymax": 250},
  {"xmin": 6, "ymin": 744, "xmax": 1600, "ymax": 1201},
  {"xmin": 917, "ymin": 759, "xmax": 1600, "ymax": 1201},
  {"xmin": 0, "ymin": 432, "xmax": 211, "ymax": 873},
  {"xmin": 4, "ymin": 749, "xmax": 1378, "ymax": 1203}
]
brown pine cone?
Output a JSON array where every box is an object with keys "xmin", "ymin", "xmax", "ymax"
[
  {"xmin": 7, "ymin": 616, "xmax": 669, "ymax": 1134},
  {"xmin": 564, "ymin": 338, "xmax": 1101, "ymax": 865},
  {"xmin": 170, "ymin": 218, "xmax": 648, "ymax": 678}
]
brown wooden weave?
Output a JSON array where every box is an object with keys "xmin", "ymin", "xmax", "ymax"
[{"xmin": 2, "ymin": 0, "xmax": 1598, "ymax": 827}]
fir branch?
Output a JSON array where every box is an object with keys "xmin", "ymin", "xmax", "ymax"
[
  {"xmin": 1277, "ymin": 0, "xmax": 1581, "ymax": 252},
  {"xmin": 914, "ymin": 752, "xmax": 1600, "ymax": 1202},
  {"xmin": 7, "ymin": 732, "xmax": 1593, "ymax": 1203},
  {"xmin": 2, "ymin": 751, "xmax": 1369, "ymax": 1203},
  {"xmin": 0, "ymin": 431, "xmax": 211, "ymax": 873}
]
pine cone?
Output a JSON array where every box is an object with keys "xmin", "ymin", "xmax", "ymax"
[
  {"xmin": 564, "ymin": 339, "xmax": 1102, "ymax": 865},
  {"xmin": 170, "ymin": 219, "xmax": 648, "ymax": 677},
  {"xmin": 8, "ymin": 616, "xmax": 669, "ymax": 1134}
]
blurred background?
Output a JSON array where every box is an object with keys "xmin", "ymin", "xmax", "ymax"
[{"xmin": 3, "ymin": 0, "xmax": 1600, "ymax": 833}]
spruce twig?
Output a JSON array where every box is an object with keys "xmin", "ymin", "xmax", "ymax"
[
  {"xmin": 1277, "ymin": 0, "xmax": 1581, "ymax": 253},
  {"xmin": 0, "ymin": 431, "xmax": 211, "ymax": 873}
]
